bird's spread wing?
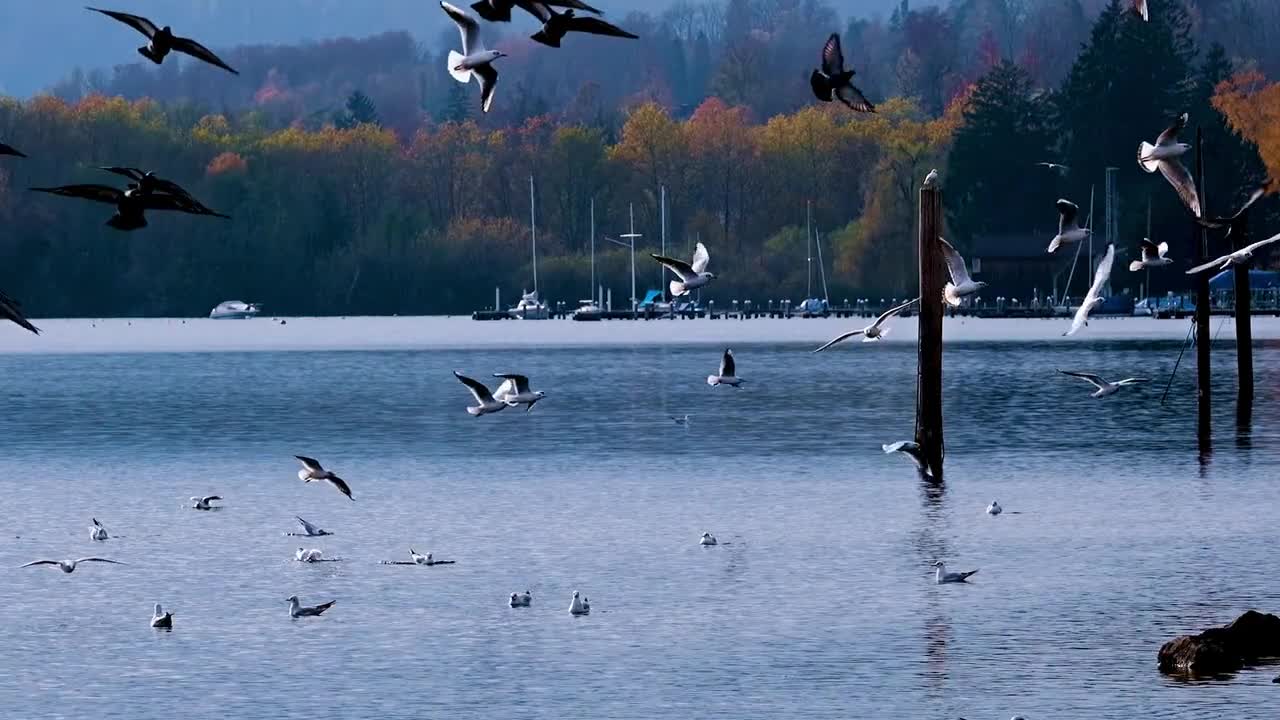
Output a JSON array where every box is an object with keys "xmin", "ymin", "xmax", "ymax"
[
  {"xmin": 1088, "ymin": 244, "xmax": 1115, "ymax": 300},
  {"xmin": 835, "ymin": 83, "xmax": 876, "ymax": 113},
  {"xmin": 515, "ymin": 0, "xmax": 554, "ymax": 22},
  {"xmin": 650, "ymin": 253, "xmax": 696, "ymax": 281},
  {"xmin": 171, "ymin": 36, "xmax": 240, "ymax": 74},
  {"xmin": 1156, "ymin": 113, "xmax": 1187, "ymax": 146},
  {"xmin": 0, "ymin": 142, "xmax": 26, "ymax": 157},
  {"xmin": 938, "ymin": 237, "xmax": 971, "ymax": 285},
  {"xmin": 0, "ymin": 293, "xmax": 40, "ymax": 335},
  {"xmin": 1133, "ymin": 0, "xmax": 1149, "ymax": 21},
  {"xmin": 442, "ymin": 1, "xmax": 483, "ymax": 54},
  {"xmin": 1158, "ymin": 159, "xmax": 1201, "ymax": 217},
  {"xmin": 295, "ymin": 455, "xmax": 324, "ymax": 473},
  {"xmin": 328, "ymin": 476, "xmax": 354, "ymax": 500},
  {"xmin": 1186, "ymin": 256, "xmax": 1229, "ymax": 274},
  {"xmin": 87, "ymin": 7, "xmax": 158, "ymax": 38},
  {"xmin": 720, "ymin": 349, "xmax": 735, "ymax": 377},
  {"xmin": 813, "ymin": 329, "xmax": 864, "ymax": 353},
  {"xmin": 1244, "ymin": 232, "xmax": 1280, "ymax": 255},
  {"xmin": 1058, "ymin": 369, "xmax": 1106, "ymax": 390},
  {"xmin": 564, "ymin": 16, "xmax": 639, "ymax": 39},
  {"xmin": 820, "ymin": 33, "xmax": 845, "ymax": 76},
  {"xmin": 296, "ymin": 516, "xmax": 320, "ymax": 533},
  {"xmin": 1056, "ymin": 199, "xmax": 1078, "ymax": 231},
  {"xmin": 874, "ymin": 297, "xmax": 918, "ymax": 327},
  {"xmin": 1139, "ymin": 239, "xmax": 1158, "ymax": 260},
  {"xmin": 493, "ymin": 373, "xmax": 530, "ymax": 393},
  {"xmin": 20, "ymin": 560, "xmax": 58, "ymax": 568},
  {"xmin": 98, "ymin": 166, "xmax": 145, "ymax": 182},
  {"xmin": 30, "ymin": 184, "xmax": 124, "ymax": 205},
  {"xmin": 203, "ymin": 495, "xmax": 222, "ymax": 503},
  {"xmin": 546, "ymin": 0, "xmax": 601, "ymax": 11},
  {"xmin": 690, "ymin": 242, "xmax": 711, "ymax": 274},
  {"xmin": 473, "ymin": 63, "xmax": 499, "ymax": 114},
  {"xmin": 454, "ymin": 371, "xmax": 494, "ymax": 403},
  {"xmin": 1232, "ymin": 185, "xmax": 1268, "ymax": 219},
  {"xmin": 77, "ymin": 558, "xmax": 125, "ymax": 565}
]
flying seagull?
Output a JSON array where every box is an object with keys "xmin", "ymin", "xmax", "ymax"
[
  {"xmin": 20, "ymin": 557, "xmax": 125, "ymax": 573},
  {"xmin": 493, "ymin": 373, "xmax": 546, "ymax": 412},
  {"xmin": 810, "ymin": 33, "xmax": 875, "ymax": 112},
  {"xmin": 707, "ymin": 349, "xmax": 744, "ymax": 387},
  {"xmin": 1064, "ymin": 243, "xmax": 1115, "ymax": 337},
  {"xmin": 29, "ymin": 183, "xmax": 227, "ymax": 231},
  {"xmin": 1132, "ymin": 0, "xmax": 1149, "ymax": 21},
  {"xmin": 190, "ymin": 495, "xmax": 222, "ymax": 510},
  {"xmin": 1139, "ymin": 113, "xmax": 1200, "ymax": 217},
  {"xmin": 1047, "ymin": 199, "xmax": 1090, "ymax": 253},
  {"xmin": 441, "ymin": 1, "xmax": 505, "ymax": 114},
  {"xmin": 1036, "ymin": 161, "xmax": 1069, "ymax": 174},
  {"xmin": 882, "ymin": 441, "xmax": 931, "ymax": 477},
  {"xmin": 509, "ymin": 590, "xmax": 533, "ymax": 607},
  {"xmin": 651, "ymin": 242, "xmax": 715, "ymax": 297},
  {"xmin": 97, "ymin": 167, "xmax": 225, "ymax": 216},
  {"xmin": 1186, "ymin": 232, "xmax": 1280, "ymax": 275},
  {"xmin": 986, "ymin": 500, "xmax": 1002, "ymax": 516},
  {"xmin": 286, "ymin": 595, "xmax": 336, "ymax": 618},
  {"xmin": 0, "ymin": 290, "xmax": 40, "ymax": 335},
  {"xmin": 527, "ymin": 4, "xmax": 639, "ymax": 48},
  {"xmin": 470, "ymin": 0, "xmax": 600, "ymax": 23},
  {"xmin": 814, "ymin": 297, "xmax": 917, "ymax": 351},
  {"xmin": 0, "ymin": 142, "xmax": 26, "ymax": 158},
  {"xmin": 150, "ymin": 603, "xmax": 173, "ymax": 629},
  {"xmin": 569, "ymin": 590, "xmax": 590, "ymax": 615},
  {"xmin": 90, "ymin": 518, "xmax": 109, "ymax": 542},
  {"xmin": 700, "ymin": 532, "xmax": 718, "ymax": 546},
  {"xmin": 933, "ymin": 561, "xmax": 978, "ymax": 584},
  {"xmin": 454, "ymin": 371, "xmax": 509, "ymax": 416},
  {"xmin": 295, "ymin": 456, "xmax": 354, "ymax": 501},
  {"xmin": 1196, "ymin": 185, "xmax": 1268, "ymax": 240},
  {"xmin": 1058, "ymin": 369, "xmax": 1149, "ymax": 398},
  {"xmin": 1129, "ymin": 239, "xmax": 1172, "ymax": 271},
  {"xmin": 87, "ymin": 7, "xmax": 239, "ymax": 74},
  {"xmin": 289, "ymin": 516, "xmax": 332, "ymax": 537},
  {"xmin": 939, "ymin": 237, "xmax": 987, "ymax": 306}
]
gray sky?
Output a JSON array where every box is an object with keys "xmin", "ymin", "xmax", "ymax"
[{"xmin": 0, "ymin": 1, "xmax": 933, "ymax": 97}]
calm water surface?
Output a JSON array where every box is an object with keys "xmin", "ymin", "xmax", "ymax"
[{"xmin": 1, "ymin": 317, "xmax": 1278, "ymax": 719}]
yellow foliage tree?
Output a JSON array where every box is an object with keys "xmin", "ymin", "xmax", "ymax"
[{"xmin": 1213, "ymin": 70, "xmax": 1280, "ymax": 182}]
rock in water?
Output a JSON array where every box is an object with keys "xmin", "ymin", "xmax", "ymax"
[{"xmin": 1158, "ymin": 610, "xmax": 1280, "ymax": 676}]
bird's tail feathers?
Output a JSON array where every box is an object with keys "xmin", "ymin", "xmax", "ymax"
[
  {"xmin": 1138, "ymin": 142, "xmax": 1160, "ymax": 173},
  {"xmin": 943, "ymin": 282, "xmax": 961, "ymax": 307},
  {"xmin": 137, "ymin": 46, "xmax": 163, "ymax": 65},
  {"xmin": 466, "ymin": 405, "xmax": 483, "ymax": 416},
  {"xmin": 706, "ymin": 375, "xmax": 720, "ymax": 386},
  {"xmin": 669, "ymin": 279, "xmax": 688, "ymax": 297},
  {"xmin": 530, "ymin": 30, "xmax": 560, "ymax": 48},
  {"xmin": 447, "ymin": 51, "xmax": 472, "ymax": 83}
]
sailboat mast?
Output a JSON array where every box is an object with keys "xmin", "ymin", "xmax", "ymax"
[
  {"xmin": 590, "ymin": 198, "xmax": 596, "ymax": 300},
  {"xmin": 660, "ymin": 185, "xmax": 667, "ymax": 289},
  {"xmin": 530, "ymin": 174, "xmax": 538, "ymax": 295},
  {"xmin": 629, "ymin": 203, "xmax": 636, "ymax": 312},
  {"xmin": 816, "ymin": 229, "xmax": 830, "ymax": 304},
  {"xmin": 806, "ymin": 201, "xmax": 813, "ymax": 298}
]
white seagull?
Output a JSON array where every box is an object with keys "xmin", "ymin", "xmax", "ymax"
[
  {"xmin": 1036, "ymin": 161, "xmax": 1070, "ymax": 173},
  {"xmin": 1058, "ymin": 369, "xmax": 1150, "ymax": 398},
  {"xmin": 1047, "ymin": 199, "xmax": 1091, "ymax": 253},
  {"xmin": 151, "ymin": 603, "xmax": 173, "ymax": 629},
  {"xmin": 707, "ymin": 349, "xmax": 744, "ymax": 387},
  {"xmin": 699, "ymin": 532, "xmax": 718, "ymax": 546},
  {"xmin": 651, "ymin": 242, "xmax": 715, "ymax": 297},
  {"xmin": 1130, "ymin": 239, "xmax": 1172, "ymax": 271},
  {"xmin": 287, "ymin": 595, "xmax": 336, "ymax": 618},
  {"xmin": 933, "ymin": 561, "xmax": 978, "ymax": 584},
  {"xmin": 939, "ymin": 237, "xmax": 987, "ymax": 306},
  {"xmin": 294, "ymin": 547, "xmax": 324, "ymax": 563},
  {"xmin": 290, "ymin": 516, "xmax": 332, "ymax": 537},
  {"xmin": 1064, "ymin": 243, "xmax": 1115, "ymax": 337},
  {"xmin": 493, "ymin": 373, "xmax": 546, "ymax": 412},
  {"xmin": 20, "ymin": 557, "xmax": 126, "ymax": 573},
  {"xmin": 883, "ymin": 440, "xmax": 931, "ymax": 476},
  {"xmin": 190, "ymin": 495, "xmax": 222, "ymax": 510},
  {"xmin": 569, "ymin": 590, "xmax": 589, "ymax": 615},
  {"xmin": 923, "ymin": 168, "xmax": 939, "ymax": 189},
  {"xmin": 295, "ymin": 455, "xmax": 354, "ymax": 501},
  {"xmin": 1139, "ymin": 113, "xmax": 1200, "ymax": 217},
  {"xmin": 89, "ymin": 518, "xmax": 109, "ymax": 541},
  {"xmin": 454, "ymin": 371, "xmax": 509, "ymax": 416},
  {"xmin": 441, "ymin": 1, "xmax": 504, "ymax": 113},
  {"xmin": 986, "ymin": 500, "xmax": 1002, "ymax": 516},
  {"xmin": 1186, "ymin": 232, "xmax": 1280, "ymax": 275},
  {"xmin": 509, "ymin": 590, "xmax": 533, "ymax": 607},
  {"xmin": 813, "ymin": 297, "xmax": 918, "ymax": 351},
  {"xmin": 670, "ymin": 414, "xmax": 691, "ymax": 426}
]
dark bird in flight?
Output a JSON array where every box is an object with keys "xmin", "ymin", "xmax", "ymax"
[
  {"xmin": 528, "ymin": 5, "xmax": 639, "ymax": 48},
  {"xmin": 87, "ymin": 7, "xmax": 239, "ymax": 75},
  {"xmin": 0, "ymin": 290, "xmax": 40, "ymax": 335},
  {"xmin": 97, "ymin": 167, "xmax": 225, "ymax": 216},
  {"xmin": 0, "ymin": 142, "xmax": 26, "ymax": 158},
  {"xmin": 810, "ymin": 33, "xmax": 875, "ymax": 113},
  {"xmin": 1196, "ymin": 184, "xmax": 1269, "ymax": 240},
  {"xmin": 470, "ymin": 0, "xmax": 600, "ymax": 23},
  {"xmin": 29, "ymin": 183, "xmax": 229, "ymax": 231}
]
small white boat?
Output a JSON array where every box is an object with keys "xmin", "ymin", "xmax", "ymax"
[
  {"xmin": 209, "ymin": 300, "xmax": 261, "ymax": 320},
  {"xmin": 572, "ymin": 299, "xmax": 603, "ymax": 321},
  {"xmin": 509, "ymin": 290, "xmax": 550, "ymax": 320}
]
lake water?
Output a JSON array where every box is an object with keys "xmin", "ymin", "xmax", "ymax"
[{"xmin": 2, "ymin": 316, "xmax": 1278, "ymax": 719}]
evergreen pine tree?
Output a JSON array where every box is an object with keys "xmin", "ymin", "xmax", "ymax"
[
  {"xmin": 335, "ymin": 90, "xmax": 380, "ymax": 128},
  {"xmin": 443, "ymin": 80, "xmax": 472, "ymax": 124}
]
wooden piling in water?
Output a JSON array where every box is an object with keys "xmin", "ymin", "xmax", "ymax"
[
  {"xmin": 1194, "ymin": 129, "xmax": 1212, "ymax": 444},
  {"xmin": 915, "ymin": 186, "xmax": 945, "ymax": 480}
]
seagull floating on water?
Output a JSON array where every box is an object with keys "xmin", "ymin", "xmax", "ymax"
[
  {"xmin": 939, "ymin": 237, "xmax": 987, "ymax": 306},
  {"xmin": 1185, "ymin": 232, "xmax": 1280, "ymax": 275},
  {"xmin": 882, "ymin": 441, "xmax": 931, "ymax": 477},
  {"xmin": 289, "ymin": 516, "xmax": 333, "ymax": 537},
  {"xmin": 90, "ymin": 518, "xmax": 109, "ymax": 541},
  {"xmin": 295, "ymin": 455, "xmax": 354, "ymax": 501},
  {"xmin": 707, "ymin": 349, "xmax": 744, "ymax": 388},
  {"xmin": 87, "ymin": 7, "xmax": 239, "ymax": 74},
  {"xmin": 1047, "ymin": 199, "xmax": 1090, "ymax": 253},
  {"xmin": 470, "ymin": 0, "xmax": 600, "ymax": 23},
  {"xmin": 20, "ymin": 557, "xmax": 125, "ymax": 573},
  {"xmin": 383, "ymin": 549, "xmax": 456, "ymax": 566},
  {"xmin": 287, "ymin": 595, "xmax": 336, "ymax": 618},
  {"xmin": 810, "ymin": 33, "xmax": 875, "ymax": 112},
  {"xmin": 1139, "ymin": 113, "xmax": 1200, "ymax": 217},
  {"xmin": 933, "ymin": 561, "xmax": 978, "ymax": 584},
  {"xmin": 700, "ymin": 532, "xmax": 718, "ymax": 546},
  {"xmin": 1058, "ymin": 369, "xmax": 1150, "ymax": 398},
  {"xmin": 294, "ymin": 547, "xmax": 325, "ymax": 563},
  {"xmin": 509, "ymin": 590, "xmax": 533, "ymax": 607},
  {"xmin": 569, "ymin": 591, "xmax": 590, "ymax": 615},
  {"xmin": 441, "ymin": 2, "xmax": 505, "ymax": 114},
  {"xmin": 528, "ymin": 4, "xmax": 638, "ymax": 48},
  {"xmin": 1064, "ymin": 244, "xmax": 1115, "ymax": 337},
  {"xmin": 814, "ymin": 297, "xmax": 917, "ymax": 351},
  {"xmin": 454, "ymin": 371, "xmax": 509, "ymax": 416},
  {"xmin": 986, "ymin": 500, "xmax": 1002, "ymax": 516},
  {"xmin": 151, "ymin": 603, "xmax": 173, "ymax": 629},
  {"xmin": 651, "ymin": 243, "xmax": 715, "ymax": 297},
  {"xmin": 0, "ymin": 290, "xmax": 39, "ymax": 335},
  {"xmin": 493, "ymin": 373, "xmax": 546, "ymax": 412},
  {"xmin": 1130, "ymin": 239, "xmax": 1172, "ymax": 271},
  {"xmin": 1196, "ymin": 185, "xmax": 1268, "ymax": 240},
  {"xmin": 670, "ymin": 414, "xmax": 691, "ymax": 426},
  {"xmin": 190, "ymin": 495, "xmax": 222, "ymax": 510}
]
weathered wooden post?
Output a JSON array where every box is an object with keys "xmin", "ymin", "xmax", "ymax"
[
  {"xmin": 915, "ymin": 185, "xmax": 945, "ymax": 480},
  {"xmin": 1194, "ymin": 129, "xmax": 1212, "ymax": 446},
  {"xmin": 1232, "ymin": 211, "xmax": 1254, "ymax": 414}
]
